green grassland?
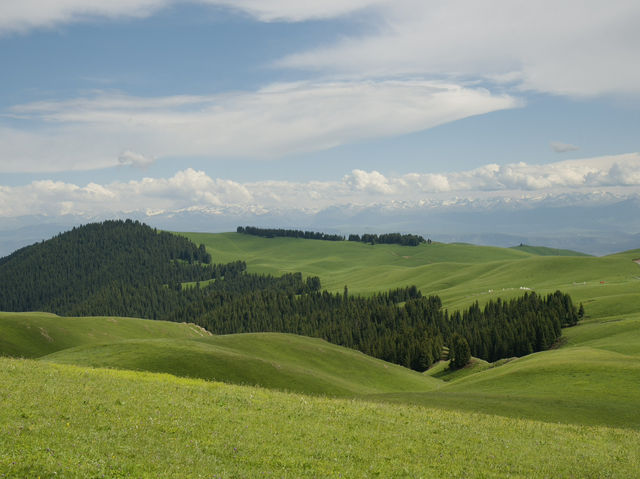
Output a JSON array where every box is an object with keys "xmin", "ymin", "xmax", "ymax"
[
  {"xmin": 39, "ymin": 333, "xmax": 439, "ymax": 397},
  {"xmin": 2, "ymin": 234, "xmax": 640, "ymax": 476},
  {"xmin": 183, "ymin": 232, "xmax": 640, "ymax": 314},
  {"xmin": 175, "ymin": 233, "xmax": 640, "ymax": 429},
  {"xmin": 0, "ymin": 311, "xmax": 208, "ymax": 359},
  {"xmin": 509, "ymin": 244, "xmax": 591, "ymax": 256},
  {"xmin": 2, "ymin": 356, "xmax": 639, "ymax": 478}
]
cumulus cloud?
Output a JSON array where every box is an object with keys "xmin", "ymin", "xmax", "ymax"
[
  {"xmin": 344, "ymin": 169, "xmax": 395, "ymax": 194},
  {"xmin": 551, "ymin": 142, "xmax": 580, "ymax": 153},
  {"xmin": 0, "ymin": 81, "xmax": 516, "ymax": 173},
  {"xmin": 1, "ymin": 153, "xmax": 638, "ymax": 219}
]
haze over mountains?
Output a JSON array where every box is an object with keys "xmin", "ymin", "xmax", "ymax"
[{"xmin": 2, "ymin": 192, "xmax": 638, "ymax": 257}]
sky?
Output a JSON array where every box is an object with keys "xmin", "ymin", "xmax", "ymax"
[{"xmin": 0, "ymin": 1, "xmax": 639, "ymax": 253}]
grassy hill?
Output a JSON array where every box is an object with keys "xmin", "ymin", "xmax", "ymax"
[
  {"xmin": 183, "ymin": 232, "xmax": 640, "ymax": 313},
  {"xmin": 2, "ymin": 233, "xmax": 640, "ymax": 475},
  {"xmin": 510, "ymin": 244, "xmax": 590, "ymax": 256},
  {"xmin": 2, "ymin": 356, "xmax": 639, "ymax": 478},
  {"xmin": 0, "ymin": 312, "xmax": 438, "ymax": 397},
  {"xmin": 0, "ymin": 312, "xmax": 208, "ymax": 359},
  {"xmin": 174, "ymin": 233, "xmax": 640, "ymax": 428},
  {"xmin": 40, "ymin": 333, "xmax": 439, "ymax": 397}
]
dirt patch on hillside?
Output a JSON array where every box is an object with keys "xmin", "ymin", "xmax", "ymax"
[
  {"xmin": 183, "ymin": 322, "xmax": 213, "ymax": 336},
  {"xmin": 633, "ymin": 259, "xmax": 640, "ymax": 265},
  {"xmin": 39, "ymin": 327, "xmax": 54, "ymax": 343}
]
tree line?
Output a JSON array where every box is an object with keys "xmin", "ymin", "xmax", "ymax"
[{"xmin": 237, "ymin": 226, "xmax": 427, "ymax": 246}]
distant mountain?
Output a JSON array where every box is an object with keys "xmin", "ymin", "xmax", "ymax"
[{"xmin": 1, "ymin": 194, "xmax": 638, "ymax": 256}]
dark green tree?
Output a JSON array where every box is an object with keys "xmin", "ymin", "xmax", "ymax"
[{"xmin": 450, "ymin": 333, "xmax": 471, "ymax": 369}]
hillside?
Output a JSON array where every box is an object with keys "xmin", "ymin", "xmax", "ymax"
[
  {"xmin": 0, "ymin": 220, "xmax": 224, "ymax": 314},
  {"xmin": 1, "ymin": 223, "xmax": 582, "ymax": 372},
  {"xmin": 0, "ymin": 312, "xmax": 208, "ymax": 359},
  {"xmin": 1, "ymin": 230, "xmax": 638, "ymax": 431},
  {"xmin": 39, "ymin": 333, "xmax": 439, "ymax": 396},
  {"xmin": 0, "ymin": 312, "xmax": 438, "ymax": 396},
  {"xmin": 2, "ymin": 356, "xmax": 639, "ymax": 478},
  {"xmin": 509, "ymin": 244, "xmax": 590, "ymax": 256},
  {"xmin": 184, "ymin": 232, "xmax": 640, "ymax": 313}
]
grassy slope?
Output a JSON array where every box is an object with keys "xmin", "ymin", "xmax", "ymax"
[
  {"xmin": 3, "ymin": 235, "xmax": 639, "ymax": 429},
  {"xmin": 40, "ymin": 333, "xmax": 439, "ymax": 397},
  {"xmin": 509, "ymin": 244, "xmax": 590, "ymax": 256},
  {"xmin": 181, "ymin": 233, "xmax": 640, "ymax": 428},
  {"xmin": 0, "ymin": 312, "xmax": 207, "ymax": 359},
  {"xmin": 2, "ymin": 357, "xmax": 639, "ymax": 479},
  {"xmin": 183, "ymin": 233, "xmax": 640, "ymax": 314}
]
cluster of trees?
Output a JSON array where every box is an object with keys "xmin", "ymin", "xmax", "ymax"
[
  {"xmin": 0, "ymin": 220, "xmax": 582, "ymax": 371},
  {"xmin": 347, "ymin": 233, "xmax": 427, "ymax": 246},
  {"xmin": 236, "ymin": 226, "xmax": 344, "ymax": 241},
  {"xmin": 237, "ymin": 226, "xmax": 428, "ymax": 246}
]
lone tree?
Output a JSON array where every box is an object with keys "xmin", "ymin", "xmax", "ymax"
[{"xmin": 450, "ymin": 333, "xmax": 471, "ymax": 369}]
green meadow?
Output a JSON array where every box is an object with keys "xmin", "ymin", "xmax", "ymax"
[
  {"xmin": 2, "ymin": 233, "xmax": 640, "ymax": 477},
  {"xmin": 183, "ymin": 232, "xmax": 640, "ymax": 313},
  {"xmin": 2, "ymin": 357, "xmax": 639, "ymax": 478}
]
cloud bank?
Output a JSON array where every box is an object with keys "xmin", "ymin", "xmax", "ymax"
[
  {"xmin": 277, "ymin": 0, "xmax": 640, "ymax": 97},
  {"xmin": 2, "ymin": 1, "xmax": 638, "ymax": 98},
  {"xmin": 0, "ymin": 81, "xmax": 516, "ymax": 173},
  {"xmin": 1, "ymin": 153, "xmax": 638, "ymax": 218}
]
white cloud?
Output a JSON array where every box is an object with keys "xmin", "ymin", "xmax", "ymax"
[
  {"xmin": 551, "ymin": 142, "xmax": 580, "ymax": 153},
  {"xmin": 1, "ymin": 153, "xmax": 638, "ymax": 219},
  {"xmin": 0, "ymin": 0, "xmax": 385, "ymax": 34},
  {"xmin": 3, "ymin": 1, "xmax": 638, "ymax": 98},
  {"xmin": 0, "ymin": 0, "xmax": 170, "ymax": 34},
  {"xmin": 344, "ymin": 169, "xmax": 395, "ymax": 194},
  {"xmin": 200, "ymin": 0, "xmax": 389, "ymax": 22},
  {"xmin": 278, "ymin": 0, "xmax": 640, "ymax": 97},
  {"xmin": 118, "ymin": 150, "xmax": 155, "ymax": 168},
  {"xmin": 0, "ymin": 81, "xmax": 517, "ymax": 173}
]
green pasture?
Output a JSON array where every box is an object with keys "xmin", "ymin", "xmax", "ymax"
[
  {"xmin": 0, "ymin": 312, "xmax": 206, "ymax": 359},
  {"xmin": 2, "ymin": 235, "xmax": 640, "ymax": 476},
  {"xmin": 183, "ymin": 232, "xmax": 640, "ymax": 313},
  {"xmin": 2, "ymin": 357, "xmax": 638, "ymax": 478},
  {"xmin": 40, "ymin": 333, "xmax": 439, "ymax": 397}
]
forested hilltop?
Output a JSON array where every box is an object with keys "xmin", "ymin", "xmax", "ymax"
[
  {"xmin": 0, "ymin": 220, "xmax": 581, "ymax": 370},
  {"xmin": 0, "ymin": 219, "xmax": 244, "ymax": 313}
]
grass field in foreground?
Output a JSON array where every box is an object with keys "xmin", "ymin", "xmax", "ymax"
[
  {"xmin": 183, "ymin": 232, "xmax": 640, "ymax": 314},
  {"xmin": 2, "ymin": 357, "xmax": 639, "ymax": 479},
  {"xmin": 3, "ymin": 308, "xmax": 637, "ymax": 430}
]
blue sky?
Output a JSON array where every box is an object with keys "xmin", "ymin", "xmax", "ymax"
[{"xmin": 0, "ymin": 0, "xmax": 639, "ymax": 245}]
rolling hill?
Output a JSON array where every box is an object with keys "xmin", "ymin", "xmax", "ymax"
[
  {"xmin": 1, "ymin": 229, "xmax": 639, "ymax": 476},
  {"xmin": 183, "ymin": 232, "xmax": 640, "ymax": 314},
  {"xmin": 0, "ymin": 312, "xmax": 438, "ymax": 397}
]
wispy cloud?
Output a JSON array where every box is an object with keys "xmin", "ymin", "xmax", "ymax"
[
  {"xmin": 1, "ymin": 153, "xmax": 638, "ymax": 218},
  {"xmin": 0, "ymin": 0, "xmax": 385, "ymax": 34},
  {"xmin": 4, "ymin": 1, "xmax": 639, "ymax": 99},
  {"xmin": 0, "ymin": 81, "xmax": 517, "ymax": 173},
  {"xmin": 277, "ymin": 1, "xmax": 640, "ymax": 97},
  {"xmin": 551, "ymin": 142, "xmax": 580, "ymax": 153},
  {"xmin": 118, "ymin": 150, "xmax": 156, "ymax": 168}
]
